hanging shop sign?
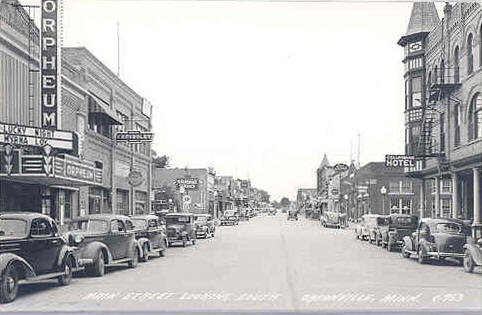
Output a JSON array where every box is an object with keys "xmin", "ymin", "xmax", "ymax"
[
  {"xmin": 116, "ymin": 131, "xmax": 154, "ymax": 143},
  {"xmin": 175, "ymin": 178, "xmax": 199, "ymax": 190},
  {"xmin": 0, "ymin": 123, "xmax": 74, "ymax": 150},
  {"xmin": 385, "ymin": 155, "xmax": 416, "ymax": 167},
  {"xmin": 127, "ymin": 170, "xmax": 144, "ymax": 187},
  {"xmin": 333, "ymin": 163, "xmax": 349, "ymax": 173},
  {"xmin": 41, "ymin": 0, "xmax": 61, "ymax": 129}
]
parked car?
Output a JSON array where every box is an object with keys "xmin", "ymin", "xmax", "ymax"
[
  {"xmin": 65, "ymin": 214, "xmax": 141, "ymax": 277},
  {"xmin": 355, "ymin": 214, "xmax": 379, "ymax": 241},
  {"xmin": 400, "ymin": 218, "xmax": 469, "ymax": 264},
  {"xmin": 463, "ymin": 226, "xmax": 482, "ymax": 273},
  {"xmin": 131, "ymin": 214, "xmax": 168, "ymax": 261},
  {"xmin": 194, "ymin": 214, "xmax": 215, "ymax": 238},
  {"xmin": 287, "ymin": 210, "xmax": 298, "ymax": 221},
  {"xmin": 165, "ymin": 213, "xmax": 196, "ymax": 246},
  {"xmin": 0, "ymin": 212, "xmax": 77, "ymax": 303},
  {"xmin": 379, "ymin": 214, "xmax": 418, "ymax": 251},
  {"xmin": 367, "ymin": 215, "xmax": 389, "ymax": 244},
  {"xmin": 220, "ymin": 210, "xmax": 239, "ymax": 226},
  {"xmin": 321, "ymin": 211, "xmax": 343, "ymax": 229}
]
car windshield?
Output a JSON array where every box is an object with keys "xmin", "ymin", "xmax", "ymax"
[
  {"xmin": 436, "ymin": 223, "xmax": 464, "ymax": 234},
  {"xmin": 166, "ymin": 216, "xmax": 190, "ymax": 224},
  {"xmin": 131, "ymin": 219, "xmax": 147, "ymax": 229},
  {"xmin": 68, "ymin": 219, "xmax": 108, "ymax": 233},
  {"xmin": 0, "ymin": 218, "xmax": 28, "ymax": 237},
  {"xmin": 395, "ymin": 217, "xmax": 416, "ymax": 226}
]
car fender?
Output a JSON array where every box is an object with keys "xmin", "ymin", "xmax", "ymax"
[
  {"xmin": 56, "ymin": 245, "xmax": 77, "ymax": 270},
  {"xmin": 402, "ymin": 236, "xmax": 414, "ymax": 251},
  {"xmin": 81, "ymin": 241, "xmax": 114, "ymax": 264},
  {"xmin": 418, "ymin": 239, "xmax": 430, "ymax": 253},
  {"xmin": 137, "ymin": 237, "xmax": 150, "ymax": 254},
  {"xmin": 463, "ymin": 244, "xmax": 482, "ymax": 266},
  {"xmin": 0, "ymin": 253, "xmax": 36, "ymax": 280},
  {"xmin": 127, "ymin": 238, "xmax": 141, "ymax": 258}
]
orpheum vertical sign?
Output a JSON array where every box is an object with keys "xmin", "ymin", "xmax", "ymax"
[{"xmin": 41, "ymin": 0, "xmax": 60, "ymax": 130}]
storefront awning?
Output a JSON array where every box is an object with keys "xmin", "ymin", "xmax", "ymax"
[{"xmin": 88, "ymin": 93, "xmax": 123, "ymax": 126}]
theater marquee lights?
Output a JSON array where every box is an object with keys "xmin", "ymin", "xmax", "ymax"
[{"xmin": 41, "ymin": 0, "xmax": 60, "ymax": 129}]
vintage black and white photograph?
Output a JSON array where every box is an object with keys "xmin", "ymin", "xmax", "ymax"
[{"xmin": 0, "ymin": 0, "xmax": 481, "ymax": 314}]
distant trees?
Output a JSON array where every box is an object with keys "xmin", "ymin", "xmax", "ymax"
[
  {"xmin": 280, "ymin": 197, "xmax": 290, "ymax": 208},
  {"xmin": 152, "ymin": 150, "xmax": 169, "ymax": 168}
]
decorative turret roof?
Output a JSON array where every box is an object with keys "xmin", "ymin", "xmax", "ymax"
[
  {"xmin": 398, "ymin": 2, "xmax": 440, "ymax": 46},
  {"xmin": 405, "ymin": 2, "xmax": 440, "ymax": 37},
  {"xmin": 318, "ymin": 154, "xmax": 330, "ymax": 169}
]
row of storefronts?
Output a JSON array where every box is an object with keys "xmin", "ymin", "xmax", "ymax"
[{"xmin": 0, "ymin": 1, "xmax": 152, "ymax": 225}]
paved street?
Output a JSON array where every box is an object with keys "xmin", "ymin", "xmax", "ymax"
[{"xmin": 2, "ymin": 214, "xmax": 481, "ymax": 312}]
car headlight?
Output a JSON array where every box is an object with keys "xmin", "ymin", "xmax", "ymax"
[{"xmin": 74, "ymin": 235, "xmax": 84, "ymax": 244}]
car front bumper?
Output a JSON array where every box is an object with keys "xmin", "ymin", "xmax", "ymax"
[{"xmin": 427, "ymin": 251, "xmax": 464, "ymax": 258}]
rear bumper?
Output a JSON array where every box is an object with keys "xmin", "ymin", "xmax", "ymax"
[{"xmin": 427, "ymin": 251, "xmax": 464, "ymax": 258}]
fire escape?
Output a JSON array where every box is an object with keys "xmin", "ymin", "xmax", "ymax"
[{"xmin": 419, "ymin": 66, "xmax": 461, "ymax": 162}]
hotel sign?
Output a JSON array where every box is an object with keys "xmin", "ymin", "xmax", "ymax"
[
  {"xmin": 41, "ymin": 0, "xmax": 60, "ymax": 129},
  {"xmin": 385, "ymin": 155, "xmax": 416, "ymax": 167},
  {"xmin": 0, "ymin": 123, "xmax": 73, "ymax": 150}
]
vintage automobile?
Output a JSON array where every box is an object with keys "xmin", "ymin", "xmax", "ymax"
[
  {"xmin": 355, "ymin": 214, "xmax": 379, "ymax": 241},
  {"xmin": 379, "ymin": 214, "xmax": 418, "ymax": 251},
  {"xmin": 66, "ymin": 214, "xmax": 141, "ymax": 277},
  {"xmin": 131, "ymin": 214, "xmax": 168, "ymax": 261},
  {"xmin": 400, "ymin": 218, "xmax": 468, "ymax": 264},
  {"xmin": 0, "ymin": 212, "xmax": 77, "ymax": 303},
  {"xmin": 463, "ymin": 226, "xmax": 482, "ymax": 273},
  {"xmin": 287, "ymin": 210, "xmax": 298, "ymax": 221},
  {"xmin": 194, "ymin": 214, "xmax": 215, "ymax": 238},
  {"xmin": 165, "ymin": 213, "xmax": 197, "ymax": 246},
  {"xmin": 220, "ymin": 210, "xmax": 239, "ymax": 226},
  {"xmin": 321, "ymin": 211, "xmax": 343, "ymax": 229},
  {"xmin": 367, "ymin": 215, "xmax": 389, "ymax": 244}
]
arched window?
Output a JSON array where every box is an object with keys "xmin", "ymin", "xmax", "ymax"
[
  {"xmin": 454, "ymin": 103, "xmax": 460, "ymax": 146},
  {"xmin": 434, "ymin": 65, "xmax": 438, "ymax": 84},
  {"xmin": 440, "ymin": 60, "xmax": 445, "ymax": 83},
  {"xmin": 467, "ymin": 33, "xmax": 473, "ymax": 74},
  {"xmin": 427, "ymin": 71, "xmax": 432, "ymax": 90},
  {"xmin": 454, "ymin": 46, "xmax": 459, "ymax": 83},
  {"xmin": 468, "ymin": 93, "xmax": 482, "ymax": 140},
  {"xmin": 480, "ymin": 24, "xmax": 482, "ymax": 67}
]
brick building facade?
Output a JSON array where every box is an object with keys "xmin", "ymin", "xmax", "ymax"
[{"xmin": 398, "ymin": 3, "xmax": 481, "ymax": 229}]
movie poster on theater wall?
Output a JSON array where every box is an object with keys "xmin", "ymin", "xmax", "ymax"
[{"xmin": 41, "ymin": 0, "xmax": 62, "ymax": 130}]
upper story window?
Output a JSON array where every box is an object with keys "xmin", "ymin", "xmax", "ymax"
[
  {"xmin": 454, "ymin": 103, "xmax": 461, "ymax": 147},
  {"xmin": 411, "ymin": 77, "xmax": 422, "ymax": 107},
  {"xmin": 441, "ymin": 179, "xmax": 452, "ymax": 194},
  {"xmin": 434, "ymin": 65, "xmax": 438, "ymax": 84},
  {"xmin": 440, "ymin": 60, "xmax": 445, "ymax": 84},
  {"xmin": 440, "ymin": 113, "xmax": 445, "ymax": 152},
  {"xmin": 467, "ymin": 33, "xmax": 473, "ymax": 75},
  {"xmin": 468, "ymin": 93, "xmax": 482, "ymax": 141},
  {"xmin": 454, "ymin": 46, "xmax": 460, "ymax": 83},
  {"xmin": 87, "ymin": 94, "xmax": 123, "ymax": 139}
]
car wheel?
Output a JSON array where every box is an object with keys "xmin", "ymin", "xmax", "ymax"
[
  {"xmin": 464, "ymin": 250, "xmax": 475, "ymax": 273},
  {"xmin": 141, "ymin": 244, "xmax": 149, "ymax": 262},
  {"xmin": 58, "ymin": 256, "xmax": 73, "ymax": 286},
  {"xmin": 418, "ymin": 247, "xmax": 427, "ymax": 264},
  {"xmin": 401, "ymin": 243, "xmax": 410, "ymax": 258},
  {"xmin": 91, "ymin": 251, "xmax": 105, "ymax": 277},
  {"xmin": 0, "ymin": 264, "xmax": 19, "ymax": 303},
  {"xmin": 128, "ymin": 248, "xmax": 139, "ymax": 268}
]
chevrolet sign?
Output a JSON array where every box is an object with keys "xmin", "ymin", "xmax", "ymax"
[{"xmin": 115, "ymin": 131, "xmax": 154, "ymax": 143}]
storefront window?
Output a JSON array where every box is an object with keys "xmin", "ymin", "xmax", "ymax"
[
  {"xmin": 64, "ymin": 191, "xmax": 72, "ymax": 219},
  {"xmin": 89, "ymin": 187, "xmax": 102, "ymax": 214},
  {"xmin": 135, "ymin": 191, "xmax": 147, "ymax": 215},
  {"xmin": 117, "ymin": 190, "xmax": 129, "ymax": 216}
]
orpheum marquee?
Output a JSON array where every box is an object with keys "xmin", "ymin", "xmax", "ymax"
[{"xmin": 0, "ymin": 122, "xmax": 102, "ymax": 187}]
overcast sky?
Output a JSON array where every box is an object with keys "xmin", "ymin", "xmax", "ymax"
[{"xmin": 25, "ymin": 0, "xmax": 443, "ymax": 200}]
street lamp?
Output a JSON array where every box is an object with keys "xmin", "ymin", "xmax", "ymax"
[{"xmin": 380, "ymin": 186, "xmax": 387, "ymax": 215}]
